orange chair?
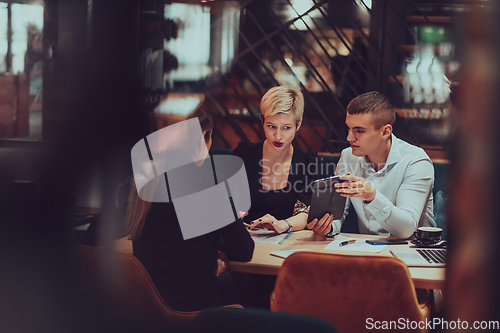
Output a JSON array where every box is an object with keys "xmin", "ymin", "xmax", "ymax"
[
  {"xmin": 74, "ymin": 244, "xmax": 242, "ymax": 331},
  {"xmin": 270, "ymin": 252, "xmax": 431, "ymax": 333}
]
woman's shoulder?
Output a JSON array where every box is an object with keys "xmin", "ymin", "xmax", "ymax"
[
  {"xmin": 232, "ymin": 141, "xmax": 264, "ymax": 157},
  {"xmin": 293, "ymin": 144, "xmax": 318, "ymax": 162},
  {"xmin": 291, "ymin": 145, "xmax": 318, "ymax": 177}
]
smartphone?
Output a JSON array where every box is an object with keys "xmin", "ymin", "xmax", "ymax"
[{"xmin": 365, "ymin": 239, "xmax": 408, "ymax": 245}]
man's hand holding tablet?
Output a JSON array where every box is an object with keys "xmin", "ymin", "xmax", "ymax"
[
  {"xmin": 307, "ymin": 213, "xmax": 336, "ymax": 236},
  {"xmin": 306, "ymin": 175, "xmax": 348, "ymax": 236},
  {"xmin": 334, "ymin": 172, "xmax": 376, "ymax": 203}
]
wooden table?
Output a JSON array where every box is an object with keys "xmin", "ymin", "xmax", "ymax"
[
  {"xmin": 228, "ymin": 231, "xmax": 446, "ymax": 290},
  {"xmin": 112, "ymin": 231, "xmax": 445, "ymax": 290}
]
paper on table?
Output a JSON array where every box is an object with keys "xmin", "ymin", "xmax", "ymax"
[
  {"xmin": 247, "ymin": 229, "xmax": 275, "ymax": 236},
  {"xmin": 248, "ymin": 229, "xmax": 292, "ymax": 244},
  {"xmin": 324, "ymin": 235, "xmax": 386, "ymax": 253},
  {"xmin": 270, "ymin": 249, "xmax": 313, "ymax": 259}
]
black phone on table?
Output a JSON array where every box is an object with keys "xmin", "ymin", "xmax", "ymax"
[{"xmin": 365, "ymin": 239, "xmax": 408, "ymax": 245}]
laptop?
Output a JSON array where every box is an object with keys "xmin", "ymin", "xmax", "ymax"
[{"xmin": 390, "ymin": 247, "xmax": 446, "ymax": 267}]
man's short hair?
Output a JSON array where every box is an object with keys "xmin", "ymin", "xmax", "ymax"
[
  {"xmin": 346, "ymin": 91, "xmax": 396, "ymax": 129},
  {"xmin": 260, "ymin": 85, "xmax": 304, "ymax": 126}
]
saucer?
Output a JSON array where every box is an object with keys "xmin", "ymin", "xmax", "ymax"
[{"xmin": 411, "ymin": 239, "xmax": 447, "ymax": 248}]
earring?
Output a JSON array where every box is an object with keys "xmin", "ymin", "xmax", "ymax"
[{"xmin": 295, "ymin": 131, "xmax": 299, "ymax": 137}]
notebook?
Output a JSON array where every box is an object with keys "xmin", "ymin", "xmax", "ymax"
[{"xmin": 390, "ymin": 247, "xmax": 446, "ymax": 267}]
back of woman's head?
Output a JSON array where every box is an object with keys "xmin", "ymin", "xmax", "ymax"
[
  {"xmin": 126, "ymin": 105, "xmax": 214, "ymax": 240},
  {"xmin": 187, "ymin": 107, "xmax": 213, "ymax": 133},
  {"xmin": 186, "ymin": 107, "xmax": 213, "ymax": 144}
]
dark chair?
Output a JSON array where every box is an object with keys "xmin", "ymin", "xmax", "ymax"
[
  {"xmin": 187, "ymin": 307, "xmax": 338, "ymax": 333},
  {"xmin": 74, "ymin": 244, "xmax": 242, "ymax": 332},
  {"xmin": 271, "ymin": 252, "xmax": 431, "ymax": 333}
]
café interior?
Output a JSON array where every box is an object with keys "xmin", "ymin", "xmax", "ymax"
[{"xmin": 1, "ymin": 0, "xmax": 499, "ymax": 332}]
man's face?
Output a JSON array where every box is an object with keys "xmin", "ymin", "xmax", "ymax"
[{"xmin": 345, "ymin": 112, "xmax": 386, "ymax": 157}]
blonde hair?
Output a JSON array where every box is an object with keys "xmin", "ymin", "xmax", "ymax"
[
  {"xmin": 125, "ymin": 107, "xmax": 214, "ymax": 241},
  {"xmin": 259, "ymin": 86, "xmax": 304, "ymax": 127}
]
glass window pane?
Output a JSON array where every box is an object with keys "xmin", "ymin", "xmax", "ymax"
[
  {"xmin": 11, "ymin": 4, "xmax": 44, "ymax": 73},
  {"xmin": 0, "ymin": 3, "xmax": 7, "ymax": 39},
  {"xmin": 0, "ymin": 3, "xmax": 7, "ymax": 72},
  {"xmin": 3, "ymin": 3, "xmax": 45, "ymax": 140},
  {"xmin": 12, "ymin": 3, "xmax": 44, "ymax": 30},
  {"xmin": 0, "ymin": 40, "xmax": 6, "ymax": 72},
  {"xmin": 164, "ymin": 3, "xmax": 211, "ymax": 83}
]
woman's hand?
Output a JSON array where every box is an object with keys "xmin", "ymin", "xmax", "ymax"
[
  {"xmin": 248, "ymin": 214, "xmax": 290, "ymax": 234},
  {"xmin": 216, "ymin": 251, "xmax": 229, "ymax": 278}
]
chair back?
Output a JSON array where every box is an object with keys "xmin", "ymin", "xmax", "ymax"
[
  {"xmin": 271, "ymin": 252, "xmax": 430, "ymax": 333},
  {"xmin": 75, "ymin": 244, "xmax": 241, "ymax": 331}
]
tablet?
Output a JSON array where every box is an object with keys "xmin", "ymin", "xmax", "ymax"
[{"xmin": 307, "ymin": 175, "xmax": 348, "ymax": 224}]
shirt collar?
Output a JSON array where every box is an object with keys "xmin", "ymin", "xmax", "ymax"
[
  {"xmin": 384, "ymin": 134, "xmax": 402, "ymax": 167},
  {"xmin": 361, "ymin": 134, "xmax": 401, "ymax": 172}
]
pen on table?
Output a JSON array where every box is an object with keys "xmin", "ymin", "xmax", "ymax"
[{"xmin": 339, "ymin": 239, "xmax": 356, "ymax": 247}]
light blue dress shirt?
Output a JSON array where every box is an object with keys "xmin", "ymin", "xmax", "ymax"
[{"xmin": 330, "ymin": 134, "xmax": 436, "ymax": 239}]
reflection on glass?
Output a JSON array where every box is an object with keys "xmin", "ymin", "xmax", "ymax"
[
  {"xmin": 164, "ymin": 3, "xmax": 210, "ymax": 84},
  {"xmin": 11, "ymin": 4, "xmax": 44, "ymax": 73},
  {"xmin": 404, "ymin": 48, "xmax": 451, "ymax": 106},
  {"xmin": 402, "ymin": 33, "xmax": 452, "ymax": 117},
  {"xmin": 220, "ymin": 6, "xmax": 239, "ymax": 73},
  {"xmin": 156, "ymin": 95, "xmax": 203, "ymax": 116},
  {"xmin": 0, "ymin": 3, "xmax": 44, "ymax": 139},
  {"xmin": 360, "ymin": 0, "xmax": 372, "ymax": 10},
  {"xmin": 284, "ymin": 0, "xmax": 323, "ymax": 31},
  {"xmin": 0, "ymin": 40, "xmax": 7, "ymax": 72},
  {"xmin": 0, "ymin": 4, "xmax": 7, "ymax": 72}
]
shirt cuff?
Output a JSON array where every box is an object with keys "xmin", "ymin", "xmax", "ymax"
[
  {"xmin": 364, "ymin": 191, "xmax": 392, "ymax": 221},
  {"xmin": 326, "ymin": 220, "xmax": 342, "ymax": 236}
]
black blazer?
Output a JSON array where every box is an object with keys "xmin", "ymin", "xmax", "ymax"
[
  {"xmin": 133, "ymin": 200, "xmax": 254, "ymax": 311},
  {"xmin": 232, "ymin": 141, "xmax": 318, "ymax": 223}
]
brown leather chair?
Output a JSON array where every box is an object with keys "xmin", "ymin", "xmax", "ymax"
[
  {"xmin": 74, "ymin": 244, "xmax": 242, "ymax": 331},
  {"xmin": 270, "ymin": 252, "xmax": 431, "ymax": 333}
]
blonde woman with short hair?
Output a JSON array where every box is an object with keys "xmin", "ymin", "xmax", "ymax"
[{"xmin": 233, "ymin": 86, "xmax": 318, "ymax": 233}]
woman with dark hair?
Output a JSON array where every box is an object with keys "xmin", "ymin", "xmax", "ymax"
[{"xmin": 126, "ymin": 107, "xmax": 254, "ymax": 311}]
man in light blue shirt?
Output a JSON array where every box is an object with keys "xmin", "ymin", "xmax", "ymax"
[{"xmin": 308, "ymin": 91, "xmax": 436, "ymax": 238}]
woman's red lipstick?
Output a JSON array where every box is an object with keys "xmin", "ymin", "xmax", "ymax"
[{"xmin": 273, "ymin": 141, "xmax": 283, "ymax": 148}]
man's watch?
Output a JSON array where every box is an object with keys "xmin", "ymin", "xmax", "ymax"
[{"xmin": 283, "ymin": 219, "xmax": 293, "ymax": 233}]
